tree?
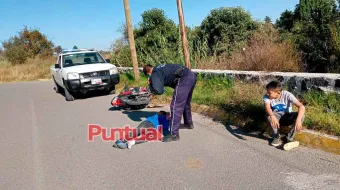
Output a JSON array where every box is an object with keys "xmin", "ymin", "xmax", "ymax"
[
  {"xmin": 328, "ymin": 19, "xmax": 340, "ymax": 72},
  {"xmin": 133, "ymin": 8, "xmax": 181, "ymax": 64},
  {"xmin": 2, "ymin": 26, "xmax": 54, "ymax": 65},
  {"xmin": 118, "ymin": 23, "xmax": 129, "ymax": 44},
  {"xmin": 198, "ymin": 7, "xmax": 258, "ymax": 56},
  {"xmin": 299, "ymin": 0, "xmax": 337, "ymax": 23},
  {"xmin": 54, "ymin": 45, "xmax": 62, "ymax": 54},
  {"xmin": 275, "ymin": 10, "xmax": 295, "ymax": 32},
  {"xmin": 111, "ymin": 9, "xmax": 182, "ymax": 66},
  {"xmin": 264, "ymin": 16, "xmax": 272, "ymax": 23},
  {"xmin": 292, "ymin": 0, "xmax": 339, "ymax": 72},
  {"xmin": 0, "ymin": 47, "xmax": 4, "ymax": 61},
  {"xmin": 73, "ymin": 45, "xmax": 78, "ymax": 49},
  {"xmin": 110, "ymin": 38, "xmax": 132, "ymax": 67}
]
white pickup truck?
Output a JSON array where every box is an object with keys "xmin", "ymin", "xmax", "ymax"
[{"xmin": 50, "ymin": 49, "xmax": 120, "ymax": 101}]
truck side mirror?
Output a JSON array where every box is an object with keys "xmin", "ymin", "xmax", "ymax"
[
  {"xmin": 105, "ymin": 59, "xmax": 111, "ymax": 63},
  {"xmin": 55, "ymin": 64, "xmax": 60, "ymax": 69}
]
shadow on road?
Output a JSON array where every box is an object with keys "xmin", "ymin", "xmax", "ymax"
[
  {"xmin": 54, "ymin": 87, "xmax": 113, "ymax": 100},
  {"xmin": 109, "ymin": 108, "xmax": 194, "ymax": 130},
  {"xmin": 108, "ymin": 105, "xmax": 165, "ymax": 123},
  {"xmin": 108, "ymin": 107, "xmax": 126, "ymax": 111},
  {"xmin": 214, "ymin": 118, "xmax": 272, "ymax": 144},
  {"xmin": 121, "ymin": 110, "xmax": 159, "ymax": 122}
]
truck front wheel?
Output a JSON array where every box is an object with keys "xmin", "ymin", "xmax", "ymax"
[
  {"xmin": 64, "ymin": 88, "xmax": 75, "ymax": 101},
  {"xmin": 107, "ymin": 85, "xmax": 116, "ymax": 95},
  {"xmin": 63, "ymin": 80, "xmax": 75, "ymax": 101}
]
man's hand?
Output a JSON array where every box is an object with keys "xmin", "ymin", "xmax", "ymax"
[
  {"xmin": 270, "ymin": 115, "xmax": 280, "ymax": 129},
  {"xmin": 295, "ymin": 119, "xmax": 303, "ymax": 132}
]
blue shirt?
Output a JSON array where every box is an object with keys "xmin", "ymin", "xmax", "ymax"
[
  {"xmin": 146, "ymin": 114, "xmax": 160, "ymax": 129},
  {"xmin": 158, "ymin": 114, "xmax": 169, "ymax": 131},
  {"xmin": 145, "ymin": 114, "xmax": 170, "ymax": 131}
]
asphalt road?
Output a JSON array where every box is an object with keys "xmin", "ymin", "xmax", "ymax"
[{"xmin": 1, "ymin": 80, "xmax": 340, "ymax": 190}]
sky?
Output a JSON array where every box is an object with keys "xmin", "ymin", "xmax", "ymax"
[{"xmin": 0, "ymin": 0, "xmax": 299, "ymax": 51}]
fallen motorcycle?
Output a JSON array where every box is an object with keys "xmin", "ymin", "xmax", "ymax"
[{"xmin": 110, "ymin": 84, "xmax": 152, "ymax": 110}]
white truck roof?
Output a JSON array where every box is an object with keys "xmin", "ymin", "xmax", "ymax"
[{"xmin": 60, "ymin": 48, "xmax": 97, "ymax": 55}]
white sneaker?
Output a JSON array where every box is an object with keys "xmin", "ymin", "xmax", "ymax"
[
  {"xmin": 127, "ymin": 140, "xmax": 136, "ymax": 149},
  {"xmin": 283, "ymin": 141, "xmax": 300, "ymax": 151}
]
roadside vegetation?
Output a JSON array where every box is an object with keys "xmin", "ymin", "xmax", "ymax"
[
  {"xmin": 1, "ymin": 1, "xmax": 339, "ymax": 81},
  {"xmin": 117, "ymin": 72, "xmax": 340, "ymax": 137},
  {"xmin": 0, "ymin": 1, "xmax": 339, "ymax": 136},
  {"xmin": 111, "ymin": 0, "xmax": 340, "ymax": 73},
  {"xmin": 0, "ymin": 57, "xmax": 54, "ymax": 83}
]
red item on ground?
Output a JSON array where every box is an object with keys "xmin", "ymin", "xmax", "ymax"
[
  {"xmin": 120, "ymin": 91, "xmax": 131, "ymax": 95},
  {"xmin": 110, "ymin": 85, "xmax": 152, "ymax": 109},
  {"xmin": 111, "ymin": 97, "xmax": 123, "ymax": 106}
]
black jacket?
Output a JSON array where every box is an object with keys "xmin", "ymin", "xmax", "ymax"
[{"xmin": 148, "ymin": 64, "xmax": 187, "ymax": 95}]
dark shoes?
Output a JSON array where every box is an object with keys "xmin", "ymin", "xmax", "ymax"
[
  {"xmin": 270, "ymin": 138, "xmax": 280, "ymax": 146},
  {"xmin": 182, "ymin": 124, "xmax": 194, "ymax": 129},
  {"xmin": 162, "ymin": 134, "xmax": 180, "ymax": 142},
  {"xmin": 162, "ymin": 123, "xmax": 193, "ymax": 142}
]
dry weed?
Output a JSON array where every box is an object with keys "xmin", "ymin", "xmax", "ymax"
[{"xmin": 0, "ymin": 57, "xmax": 55, "ymax": 83}]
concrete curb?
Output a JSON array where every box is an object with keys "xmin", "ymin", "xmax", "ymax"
[{"xmin": 190, "ymin": 104, "xmax": 340, "ymax": 155}]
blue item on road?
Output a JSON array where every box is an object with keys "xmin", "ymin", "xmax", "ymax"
[
  {"xmin": 115, "ymin": 140, "xmax": 128, "ymax": 149},
  {"xmin": 146, "ymin": 114, "xmax": 160, "ymax": 129},
  {"xmin": 158, "ymin": 114, "xmax": 169, "ymax": 132},
  {"xmin": 146, "ymin": 113, "xmax": 170, "ymax": 132}
]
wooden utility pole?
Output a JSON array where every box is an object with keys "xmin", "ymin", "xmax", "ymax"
[
  {"xmin": 123, "ymin": 0, "xmax": 140, "ymax": 81},
  {"xmin": 176, "ymin": 0, "xmax": 190, "ymax": 69}
]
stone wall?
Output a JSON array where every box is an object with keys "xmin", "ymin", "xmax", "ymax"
[{"xmin": 117, "ymin": 67, "xmax": 340, "ymax": 94}]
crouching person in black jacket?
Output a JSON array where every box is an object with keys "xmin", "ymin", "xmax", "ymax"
[{"xmin": 143, "ymin": 64, "xmax": 197, "ymax": 142}]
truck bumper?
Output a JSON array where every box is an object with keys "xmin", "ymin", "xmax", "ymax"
[{"xmin": 65, "ymin": 74, "xmax": 120, "ymax": 92}]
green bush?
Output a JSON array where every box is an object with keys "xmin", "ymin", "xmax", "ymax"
[
  {"xmin": 2, "ymin": 26, "xmax": 54, "ymax": 65},
  {"xmin": 198, "ymin": 6, "xmax": 259, "ymax": 56},
  {"xmin": 276, "ymin": 0, "xmax": 340, "ymax": 73}
]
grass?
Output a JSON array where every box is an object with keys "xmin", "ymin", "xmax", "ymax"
[
  {"xmin": 0, "ymin": 57, "xmax": 55, "ymax": 83},
  {"xmin": 1, "ymin": 56, "xmax": 338, "ymax": 136},
  {"xmin": 301, "ymin": 91, "xmax": 340, "ymax": 135},
  {"xmin": 194, "ymin": 24, "xmax": 302, "ymax": 72},
  {"xmin": 117, "ymin": 72, "xmax": 340, "ymax": 137}
]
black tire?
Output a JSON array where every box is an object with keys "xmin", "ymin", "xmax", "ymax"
[
  {"xmin": 65, "ymin": 88, "xmax": 75, "ymax": 101},
  {"xmin": 129, "ymin": 104, "xmax": 147, "ymax": 110},
  {"xmin": 123, "ymin": 98, "xmax": 150, "ymax": 106},
  {"xmin": 53, "ymin": 77, "xmax": 63, "ymax": 93},
  {"xmin": 108, "ymin": 86, "xmax": 116, "ymax": 95},
  {"xmin": 63, "ymin": 80, "xmax": 75, "ymax": 101}
]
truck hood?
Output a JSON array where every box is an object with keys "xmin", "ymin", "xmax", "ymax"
[{"xmin": 64, "ymin": 63, "xmax": 116, "ymax": 74}]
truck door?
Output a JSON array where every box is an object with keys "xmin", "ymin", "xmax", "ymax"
[{"xmin": 56, "ymin": 55, "xmax": 63, "ymax": 85}]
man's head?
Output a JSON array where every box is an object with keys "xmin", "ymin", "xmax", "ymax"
[
  {"xmin": 143, "ymin": 64, "xmax": 154, "ymax": 77},
  {"xmin": 159, "ymin": 111, "xmax": 171, "ymax": 120},
  {"xmin": 266, "ymin": 80, "xmax": 283, "ymax": 99}
]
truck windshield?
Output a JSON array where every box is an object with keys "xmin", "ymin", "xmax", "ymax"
[{"xmin": 62, "ymin": 52, "xmax": 106, "ymax": 67}]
